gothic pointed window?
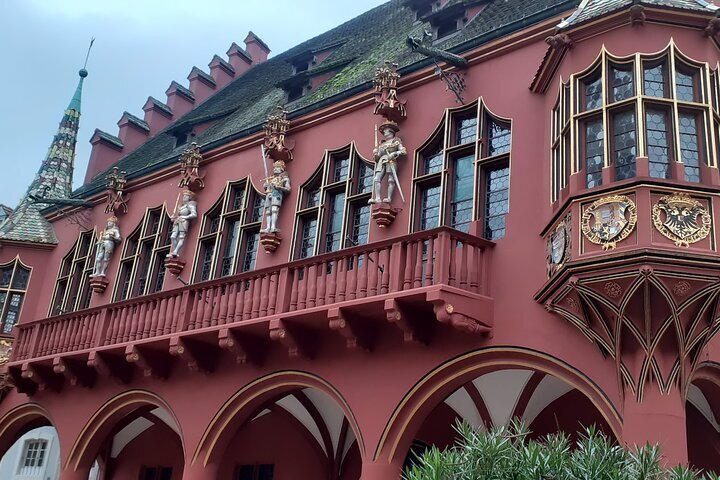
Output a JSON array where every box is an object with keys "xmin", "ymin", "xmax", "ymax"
[
  {"xmin": 550, "ymin": 43, "xmax": 714, "ymax": 200},
  {"xmin": 50, "ymin": 231, "xmax": 94, "ymax": 316},
  {"xmin": 0, "ymin": 259, "xmax": 31, "ymax": 333},
  {"xmin": 193, "ymin": 179, "xmax": 263, "ymax": 282},
  {"xmin": 293, "ymin": 145, "xmax": 373, "ymax": 259},
  {"xmin": 412, "ymin": 99, "xmax": 511, "ymax": 239},
  {"xmin": 113, "ymin": 206, "xmax": 172, "ymax": 300}
]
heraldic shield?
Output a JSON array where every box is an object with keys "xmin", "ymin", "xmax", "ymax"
[
  {"xmin": 581, "ymin": 194, "xmax": 637, "ymax": 250},
  {"xmin": 652, "ymin": 192, "xmax": 711, "ymax": 247}
]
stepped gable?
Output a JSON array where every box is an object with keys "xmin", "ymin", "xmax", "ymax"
[
  {"xmin": 558, "ymin": 0, "xmax": 717, "ymax": 29},
  {"xmin": 0, "ymin": 69, "xmax": 88, "ymax": 244},
  {"xmin": 71, "ymin": 0, "xmax": 584, "ymax": 199}
]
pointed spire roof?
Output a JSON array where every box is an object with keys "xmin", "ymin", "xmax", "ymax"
[{"xmin": 0, "ymin": 69, "xmax": 87, "ymax": 244}]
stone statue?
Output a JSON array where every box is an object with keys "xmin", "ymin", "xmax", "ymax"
[
  {"xmin": 262, "ymin": 160, "xmax": 291, "ymax": 233},
  {"xmin": 369, "ymin": 121, "xmax": 406, "ymax": 204},
  {"xmin": 92, "ymin": 216, "xmax": 121, "ymax": 277},
  {"xmin": 168, "ymin": 190, "xmax": 198, "ymax": 257}
]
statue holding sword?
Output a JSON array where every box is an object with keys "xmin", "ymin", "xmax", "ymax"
[
  {"xmin": 260, "ymin": 145, "xmax": 291, "ymax": 234},
  {"xmin": 369, "ymin": 120, "xmax": 406, "ymax": 204}
]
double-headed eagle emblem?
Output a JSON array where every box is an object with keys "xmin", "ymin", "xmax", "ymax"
[{"xmin": 652, "ymin": 192, "xmax": 711, "ymax": 247}]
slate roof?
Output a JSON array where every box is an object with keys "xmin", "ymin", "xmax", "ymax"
[
  {"xmin": 0, "ymin": 70, "xmax": 87, "ymax": 244},
  {"xmin": 73, "ymin": 0, "xmax": 592, "ymax": 198},
  {"xmin": 558, "ymin": 0, "xmax": 717, "ymax": 28}
]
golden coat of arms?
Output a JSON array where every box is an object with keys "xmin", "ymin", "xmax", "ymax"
[
  {"xmin": 581, "ymin": 194, "xmax": 637, "ymax": 250},
  {"xmin": 547, "ymin": 214, "xmax": 571, "ymax": 277},
  {"xmin": 652, "ymin": 192, "xmax": 711, "ymax": 247}
]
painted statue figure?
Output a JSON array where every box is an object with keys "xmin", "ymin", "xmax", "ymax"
[
  {"xmin": 92, "ymin": 216, "xmax": 122, "ymax": 277},
  {"xmin": 369, "ymin": 121, "xmax": 406, "ymax": 204},
  {"xmin": 262, "ymin": 160, "xmax": 291, "ymax": 233},
  {"xmin": 168, "ymin": 190, "xmax": 198, "ymax": 257}
]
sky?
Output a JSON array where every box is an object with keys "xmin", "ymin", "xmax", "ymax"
[{"xmin": 0, "ymin": 0, "xmax": 389, "ymax": 208}]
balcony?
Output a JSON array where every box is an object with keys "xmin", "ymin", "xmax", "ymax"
[{"xmin": 7, "ymin": 228, "xmax": 493, "ymax": 392}]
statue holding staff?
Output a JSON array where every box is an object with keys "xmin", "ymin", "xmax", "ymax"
[
  {"xmin": 369, "ymin": 120, "xmax": 406, "ymax": 204},
  {"xmin": 167, "ymin": 190, "xmax": 198, "ymax": 257},
  {"xmin": 92, "ymin": 216, "xmax": 122, "ymax": 277}
]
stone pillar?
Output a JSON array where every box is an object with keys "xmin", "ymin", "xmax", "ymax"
[
  {"xmin": 361, "ymin": 460, "xmax": 403, "ymax": 480},
  {"xmin": 622, "ymin": 382, "xmax": 687, "ymax": 466},
  {"xmin": 182, "ymin": 462, "xmax": 220, "ymax": 480},
  {"xmin": 59, "ymin": 467, "xmax": 92, "ymax": 480}
]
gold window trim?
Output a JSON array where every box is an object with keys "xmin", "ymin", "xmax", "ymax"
[
  {"xmin": 0, "ymin": 256, "xmax": 33, "ymax": 331},
  {"xmin": 48, "ymin": 230, "xmax": 96, "ymax": 316}
]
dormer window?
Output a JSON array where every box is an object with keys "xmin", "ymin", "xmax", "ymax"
[
  {"xmin": 287, "ymin": 82, "xmax": 312, "ymax": 102},
  {"xmin": 292, "ymin": 56, "xmax": 316, "ymax": 75},
  {"xmin": 173, "ymin": 129, "xmax": 195, "ymax": 148},
  {"xmin": 436, "ymin": 18, "xmax": 460, "ymax": 40}
]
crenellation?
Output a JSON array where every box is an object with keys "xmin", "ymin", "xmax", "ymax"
[
  {"xmin": 164, "ymin": 80, "xmax": 195, "ymax": 118},
  {"xmin": 84, "ymin": 128, "xmax": 124, "ymax": 184},
  {"xmin": 244, "ymin": 31, "xmax": 270, "ymax": 64},
  {"xmin": 187, "ymin": 66, "xmax": 217, "ymax": 104},
  {"xmin": 208, "ymin": 54, "xmax": 235, "ymax": 88},
  {"xmin": 226, "ymin": 41, "xmax": 253, "ymax": 75},
  {"xmin": 116, "ymin": 111, "xmax": 150, "ymax": 155},
  {"xmin": 142, "ymin": 96, "xmax": 173, "ymax": 136}
]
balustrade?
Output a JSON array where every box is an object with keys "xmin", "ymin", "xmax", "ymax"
[{"xmin": 11, "ymin": 228, "xmax": 492, "ymax": 363}]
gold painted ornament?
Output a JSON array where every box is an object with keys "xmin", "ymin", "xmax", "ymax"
[
  {"xmin": 581, "ymin": 194, "xmax": 637, "ymax": 250},
  {"xmin": 546, "ymin": 214, "xmax": 571, "ymax": 277},
  {"xmin": 652, "ymin": 192, "xmax": 711, "ymax": 247}
]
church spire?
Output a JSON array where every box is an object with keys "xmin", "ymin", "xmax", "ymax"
[{"xmin": 0, "ymin": 63, "xmax": 89, "ymax": 244}]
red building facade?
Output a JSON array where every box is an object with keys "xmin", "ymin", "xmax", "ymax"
[{"xmin": 3, "ymin": 1, "xmax": 720, "ymax": 479}]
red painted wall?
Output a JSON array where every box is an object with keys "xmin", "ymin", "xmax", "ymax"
[{"xmin": 109, "ymin": 421, "xmax": 184, "ymax": 480}]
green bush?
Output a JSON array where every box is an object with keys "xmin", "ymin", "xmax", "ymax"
[{"xmin": 403, "ymin": 420, "xmax": 719, "ymax": 480}]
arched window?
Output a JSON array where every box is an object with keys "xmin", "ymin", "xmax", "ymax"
[
  {"xmin": 292, "ymin": 144, "xmax": 374, "ymax": 259},
  {"xmin": 551, "ymin": 42, "xmax": 717, "ymax": 202},
  {"xmin": 114, "ymin": 206, "xmax": 172, "ymax": 300},
  {"xmin": 50, "ymin": 230, "xmax": 94, "ymax": 316},
  {"xmin": 412, "ymin": 99, "xmax": 511, "ymax": 239},
  {"xmin": 0, "ymin": 258, "xmax": 31, "ymax": 333},
  {"xmin": 193, "ymin": 179, "xmax": 264, "ymax": 282}
]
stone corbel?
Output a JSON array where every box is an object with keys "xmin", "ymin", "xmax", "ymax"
[
  {"xmin": 9, "ymin": 366, "xmax": 37, "ymax": 395},
  {"xmin": 259, "ymin": 231, "xmax": 282, "ymax": 253},
  {"xmin": 53, "ymin": 357, "xmax": 96, "ymax": 388},
  {"xmin": 705, "ymin": 17, "xmax": 720, "ymax": 37},
  {"xmin": 178, "ymin": 142, "xmax": 206, "ymax": 192},
  {"xmin": 20, "ymin": 363, "xmax": 62, "ymax": 392},
  {"xmin": 545, "ymin": 33, "xmax": 573, "ymax": 51},
  {"xmin": 629, "ymin": 3, "xmax": 646, "ymax": 25},
  {"xmin": 169, "ymin": 336, "xmax": 218, "ymax": 373},
  {"xmin": 384, "ymin": 298, "xmax": 429, "ymax": 344},
  {"xmin": 164, "ymin": 257, "xmax": 185, "ymax": 276},
  {"xmin": 426, "ymin": 288, "xmax": 493, "ymax": 335},
  {"xmin": 269, "ymin": 319, "xmax": 312, "ymax": 358},
  {"xmin": 218, "ymin": 329, "xmax": 264, "ymax": 365},
  {"xmin": 371, "ymin": 203, "xmax": 402, "ymax": 228},
  {"xmin": 125, "ymin": 345, "xmax": 170, "ymax": 379},
  {"xmin": 89, "ymin": 276, "xmax": 109, "ymax": 294},
  {"xmin": 328, "ymin": 307, "xmax": 372, "ymax": 351},
  {"xmin": 88, "ymin": 350, "xmax": 133, "ymax": 384}
]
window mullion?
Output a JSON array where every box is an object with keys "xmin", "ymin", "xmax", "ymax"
[
  {"xmin": 704, "ymin": 65, "xmax": 718, "ymax": 167},
  {"xmin": 570, "ymin": 76, "xmax": 576, "ymax": 174},
  {"xmin": 669, "ymin": 50, "xmax": 683, "ymax": 169}
]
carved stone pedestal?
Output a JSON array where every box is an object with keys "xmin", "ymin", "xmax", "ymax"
[
  {"xmin": 371, "ymin": 203, "xmax": 401, "ymax": 228},
  {"xmin": 89, "ymin": 276, "xmax": 109, "ymax": 294},
  {"xmin": 164, "ymin": 257, "xmax": 186, "ymax": 276},
  {"xmin": 260, "ymin": 232, "xmax": 282, "ymax": 253}
]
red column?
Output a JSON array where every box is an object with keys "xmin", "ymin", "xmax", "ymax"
[
  {"xmin": 59, "ymin": 467, "xmax": 92, "ymax": 480},
  {"xmin": 361, "ymin": 460, "xmax": 402, "ymax": 480},
  {"xmin": 622, "ymin": 383, "xmax": 687, "ymax": 466},
  {"xmin": 182, "ymin": 462, "xmax": 220, "ymax": 480}
]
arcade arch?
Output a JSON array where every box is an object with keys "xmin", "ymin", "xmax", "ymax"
[{"xmin": 194, "ymin": 371, "xmax": 363, "ymax": 480}]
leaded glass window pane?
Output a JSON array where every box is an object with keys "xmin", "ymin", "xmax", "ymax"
[
  {"xmin": 487, "ymin": 120, "xmax": 511, "ymax": 156},
  {"xmin": 299, "ymin": 218, "xmax": 317, "ymax": 259},
  {"xmin": 153, "ymin": 252, "xmax": 166, "ymax": 293},
  {"xmin": 333, "ymin": 157, "xmax": 350, "ymax": 182},
  {"xmin": 0, "ymin": 268, "xmax": 11, "ymax": 288},
  {"xmin": 242, "ymin": 231, "xmax": 260, "ymax": 272},
  {"xmin": 423, "ymin": 149, "xmax": 444, "ymax": 175},
  {"xmin": 679, "ymin": 113, "xmax": 701, "ymax": 182},
  {"xmin": 611, "ymin": 66, "xmax": 634, "ymax": 102},
  {"xmin": 456, "ymin": 116, "xmax": 477, "ymax": 145},
  {"xmin": 357, "ymin": 164, "xmax": 374, "ymax": 194},
  {"xmin": 484, "ymin": 166, "xmax": 510, "ymax": 240},
  {"xmin": 585, "ymin": 118, "xmax": 604, "ymax": 188},
  {"xmin": 3, "ymin": 293, "xmax": 22, "ymax": 333},
  {"xmin": 324, "ymin": 192, "xmax": 345, "ymax": 252},
  {"xmin": 349, "ymin": 203, "xmax": 370, "ymax": 245},
  {"xmin": 644, "ymin": 63, "xmax": 667, "ymax": 98},
  {"xmin": 231, "ymin": 187, "xmax": 246, "ymax": 211},
  {"xmin": 209, "ymin": 216, "xmax": 221, "ymax": 233},
  {"xmin": 200, "ymin": 242, "xmax": 215, "ymax": 281},
  {"xmin": 419, "ymin": 185, "xmax": 441, "ymax": 230},
  {"xmin": 584, "ymin": 75, "xmax": 603, "ymax": 110},
  {"xmin": 676, "ymin": 70, "xmax": 695, "ymax": 102},
  {"xmin": 221, "ymin": 220, "xmax": 240, "ymax": 277},
  {"xmin": 251, "ymin": 195, "xmax": 264, "ymax": 222},
  {"xmin": 613, "ymin": 111, "xmax": 637, "ymax": 180},
  {"xmin": 645, "ymin": 109, "xmax": 671, "ymax": 179},
  {"xmin": 450, "ymin": 155, "xmax": 473, "ymax": 232},
  {"xmin": 306, "ymin": 189, "xmax": 320, "ymax": 208}
]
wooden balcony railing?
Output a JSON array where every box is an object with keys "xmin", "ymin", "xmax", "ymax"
[{"xmin": 11, "ymin": 227, "xmax": 494, "ymax": 365}]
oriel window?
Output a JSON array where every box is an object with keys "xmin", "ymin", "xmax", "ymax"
[{"xmin": 0, "ymin": 258, "xmax": 31, "ymax": 333}]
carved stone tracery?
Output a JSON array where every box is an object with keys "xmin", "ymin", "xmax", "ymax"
[
  {"xmin": 263, "ymin": 106, "xmax": 295, "ymax": 163},
  {"xmin": 178, "ymin": 142, "xmax": 206, "ymax": 191},
  {"xmin": 373, "ymin": 61, "xmax": 407, "ymax": 122}
]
